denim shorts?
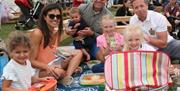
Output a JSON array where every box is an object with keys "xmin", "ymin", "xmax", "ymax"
[{"xmin": 89, "ymin": 43, "xmax": 99, "ymax": 60}]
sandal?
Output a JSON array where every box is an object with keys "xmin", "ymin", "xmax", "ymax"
[
  {"xmin": 170, "ymin": 69, "xmax": 180, "ymax": 78},
  {"xmin": 173, "ymin": 68, "xmax": 180, "ymax": 77},
  {"xmin": 59, "ymin": 76, "xmax": 74, "ymax": 86},
  {"xmin": 74, "ymin": 67, "xmax": 83, "ymax": 74}
]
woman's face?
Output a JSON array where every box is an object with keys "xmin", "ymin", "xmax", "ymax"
[{"xmin": 44, "ymin": 9, "xmax": 61, "ymax": 32}]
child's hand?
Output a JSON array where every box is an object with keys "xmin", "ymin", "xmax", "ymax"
[
  {"xmin": 115, "ymin": 44, "xmax": 123, "ymax": 51},
  {"xmin": 39, "ymin": 77, "xmax": 55, "ymax": 82},
  {"xmin": 37, "ymin": 77, "xmax": 49, "ymax": 82}
]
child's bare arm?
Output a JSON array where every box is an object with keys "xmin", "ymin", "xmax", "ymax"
[
  {"xmin": 2, "ymin": 80, "xmax": 28, "ymax": 91},
  {"xmin": 98, "ymin": 47, "xmax": 108, "ymax": 63}
]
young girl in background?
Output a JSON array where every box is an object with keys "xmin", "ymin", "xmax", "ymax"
[
  {"xmin": 1, "ymin": 31, "xmax": 47, "ymax": 91},
  {"xmin": 123, "ymin": 25, "xmax": 156, "ymax": 51},
  {"xmin": 105, "ymin": 25, "xmax": 156, "ymax": 91},
  {"xmin": 92, "ymin": 14, "xmax": 124, "ymax": 73}
]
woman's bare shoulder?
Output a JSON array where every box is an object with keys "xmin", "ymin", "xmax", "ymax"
[
  {"xmin": 30, "ymin": 28, "xmax": 43, "ymax": 36},
  {"xmin": 29, "ymin": 28, "xmax": 43, "ymax": 42}
]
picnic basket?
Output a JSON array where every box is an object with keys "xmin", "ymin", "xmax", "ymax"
[{"xmin": 104, "ymin": 51, "xmax": 172, "ymax": 90}]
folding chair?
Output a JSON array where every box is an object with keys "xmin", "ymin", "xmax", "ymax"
[{"xmin": 105, "ymin": 51, "xmax": 172, "ymax": 91}]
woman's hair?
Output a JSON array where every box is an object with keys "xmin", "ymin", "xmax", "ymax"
[
  {"xmin": 131, "ymin": 0, "xmax": 149, "ymax": 5},
  {"xmin": 6, "ymin": 31, "xmax": 31, "ymax": 53},
  {"xmin": 38, "ymin": 3, "xmax": 63, "ymax": 48},
  {"xmin": 100, "ymin": 14, "xmax": 116, "ymax": 29},
  {"xmin": 69, "ymin": 7, "xmax": 80, "ymax": 15},
  {"xmin": 123, "ymin": 24, "xmax": 144, "ymax": 50}
]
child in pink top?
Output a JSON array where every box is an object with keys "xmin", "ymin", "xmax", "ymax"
[{"xmin": 92, "ymin": 15, "xmax": 124, "ymax": 73}]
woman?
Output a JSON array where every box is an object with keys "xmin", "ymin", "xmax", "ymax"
[
  {"xmin": 29, "ymin": 3, "xmax": 82, "ymax": 86},
  {"xmin": 115, "ymin": 0, "xmax": 132, "ymax": 25}
]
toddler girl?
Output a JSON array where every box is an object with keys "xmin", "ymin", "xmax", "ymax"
[
  {"xmin": 123, "ymin": 25, "xmax": 156, "ymax": 51},
  {"xmin": 92, "ymin": 14, "xmax": 124, "ymax": 73},
  {"xmin": 1, "ymin": 31, "xmax": 47, "ymax": 91}
]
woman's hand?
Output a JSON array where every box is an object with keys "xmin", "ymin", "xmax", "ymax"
[
  {"xmin": 47, "ymin": 65, "xmax": 65, "ymax": 79},
  {"xmin": 60, "ymin": 56, "xmax": 73, "ymax": 69}
]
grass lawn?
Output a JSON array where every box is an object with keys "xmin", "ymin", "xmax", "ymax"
[
  {"xmin": 0, "ymin": 23, "xmax": 72, "ymax": 46},
  {"xmin": 0, "ymin": 7, "xmax": 117, "ymax": 44},
  {"xmin": 0, "ymin": 23, "xmax": 16, "ymax": 40}
]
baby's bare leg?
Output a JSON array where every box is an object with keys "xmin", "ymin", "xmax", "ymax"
[{"xmin": 82, "ymin": 48, "xmax": 90, "ymax": 61}]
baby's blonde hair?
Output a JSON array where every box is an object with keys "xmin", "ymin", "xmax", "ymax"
[
  {"xmin": 69, "ymin": 7, "xmax": 80, "ymax": 16},
  {"xmin": 123, "ymin": 24, "xmax": 144, "ymax": 51}
]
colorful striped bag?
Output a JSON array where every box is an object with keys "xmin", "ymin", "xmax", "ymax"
[{"xmin": 105, "ymin": 51, "xmax": 172, "ymax": 90}]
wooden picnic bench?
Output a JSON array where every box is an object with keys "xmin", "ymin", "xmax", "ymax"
[
  {"xmin": 111, "ymin": 4, "xmax": 123, "ymax": 8},
  {"xmin": 114, "ymin": 16, "xmax": 172, "ymax": 33}
]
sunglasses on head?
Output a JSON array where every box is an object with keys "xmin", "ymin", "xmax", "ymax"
[{"xmin": 47, "ymin": 14, "xmax": 61, "ymax": 20}]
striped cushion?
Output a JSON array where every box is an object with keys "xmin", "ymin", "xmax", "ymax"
[{"xmin": 105, "ymin": 51, "xmax": 172, "ymax": 90}]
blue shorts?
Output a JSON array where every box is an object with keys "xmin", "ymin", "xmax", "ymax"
[
  {"xmin": 92, "ymin": 63, "xmax": 104, "ymax": 73},
  {"xmin": 89, "ymin": 43, "xmax": 99, "ymax": 60},
  {"xmin": 158, "ymin": 39, "xmax": 180, "ymax": 60}
]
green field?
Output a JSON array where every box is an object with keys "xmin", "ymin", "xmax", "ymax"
[
  {"xmin": 0, "ymin": 23, "xmax": 73, "ymax": 46},
  {"xmin": 0, "ymin": 23, "xmax": 15, "ymax": 40}
]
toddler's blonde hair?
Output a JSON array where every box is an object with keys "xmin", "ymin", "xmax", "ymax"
[
  {"xmin": 123, "ymin": 24, "xmax": 144, "ymax": 51},
  {"xmin": 100, "ymin": 14, "xmax": 116, "ymax": 29}
]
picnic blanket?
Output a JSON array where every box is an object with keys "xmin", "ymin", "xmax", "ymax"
[{"xmin": 56, "ymin": 64, "xmax": 105, "ymax": 91}]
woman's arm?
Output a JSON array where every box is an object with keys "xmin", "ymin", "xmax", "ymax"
[
  {"xmin": 29, "ymin": 29, "xmax": 65, "ymax": 79},
  {"xmin": 29, "ymin": 29, "xmax": 48, "ymax": 70},
  {"xmin": 2, "ymin": 80, "xmax": 27, "ymax": 91}
]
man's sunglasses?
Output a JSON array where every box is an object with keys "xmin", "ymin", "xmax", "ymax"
[{"xmin": 47, "ymin": 14, "xmax": 61, "ymax": 20}]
